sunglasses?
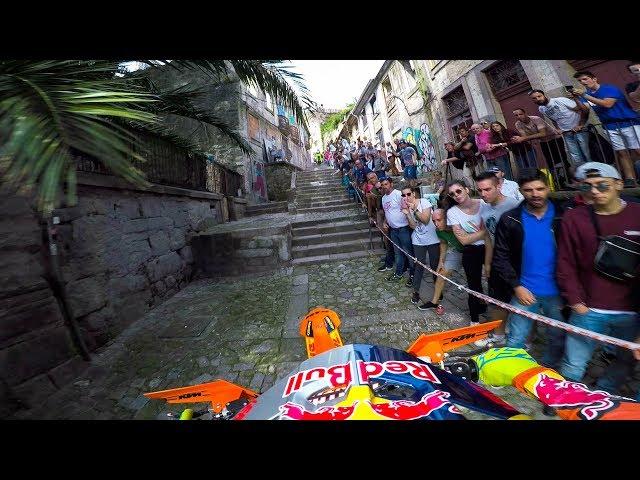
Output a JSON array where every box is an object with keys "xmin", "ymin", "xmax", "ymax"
[
  {"xmin": 448, "ymin": 188, "xmax": 464, "ymax": 197},
  {"xmin": 578, "ymin": 182, "xmax": 611, "ymax": 193},
  {"xmin": 401, "ymin": 192, "xmax": 413, "ymax": 197}
]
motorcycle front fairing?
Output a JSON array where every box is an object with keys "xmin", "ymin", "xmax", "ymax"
[{"xmin": 241, "ymin": 344, "xmax": 521, "ymax": 420}]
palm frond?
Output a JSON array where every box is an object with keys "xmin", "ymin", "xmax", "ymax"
[
  {"xmin": 0, "ymin": 60, "xmax": 157, "ymax": 212},
  {"xmin": 144, "ymin": 60, "xmax": 315, "ymax": 131}
]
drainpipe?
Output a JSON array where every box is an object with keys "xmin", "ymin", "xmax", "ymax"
[{"xmin": 43, "ymin": 215, "xmax": 91, "ymax": 361}]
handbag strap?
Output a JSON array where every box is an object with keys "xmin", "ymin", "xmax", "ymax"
[{"xmin": 588, "ymin": 205, "xmax": 602, "ymax": 239}]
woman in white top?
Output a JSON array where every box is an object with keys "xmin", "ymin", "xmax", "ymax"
[
  {"xmin": 402, "ymin": 185, "xmax": 441, "ymax": 306},
  {"xmin": 445, "ymin": 180, "xmax": 488, "ymax": 325}
]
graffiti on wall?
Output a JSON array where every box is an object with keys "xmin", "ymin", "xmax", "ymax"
[
  {"xmin": 401, "ymin": 123, "xmax": 438, "ymax": 174},
  {"xmin": 418, "ymin": 123, "xmax": 437, "ymax": 172},
  {"xmin": 252, "ymin": 160, "xmax": 268, "ymax": 201}
]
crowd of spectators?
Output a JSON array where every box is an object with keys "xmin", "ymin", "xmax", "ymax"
[{"xmin": 316, "ymin": 62, "xmax": 640, "ymax": 400}]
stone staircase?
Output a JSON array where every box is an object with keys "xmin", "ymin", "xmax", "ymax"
[
  {"xmin": 291, "ymin": 169, "xmax": 385, "ymax": 266},
  {"xmin": 244, "ymin": 201, "xmax": 288, "ymax": 217}
]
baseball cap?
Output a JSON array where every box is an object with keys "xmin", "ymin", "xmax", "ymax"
[
  {"xmin": 486, "ymin": 166, "xmax": 503, "ymax": 173},
  {"xmin": 575, "ymin": 162, "xmax": 621, "ymax": 180}
]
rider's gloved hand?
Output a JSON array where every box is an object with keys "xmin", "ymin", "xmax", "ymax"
[{"xmin": 472, "ymin": 347, "xmax": 541, "ymax": 387}]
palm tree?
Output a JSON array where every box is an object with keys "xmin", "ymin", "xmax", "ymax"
[{"xmin": 0, "ymin": 59, "xmax": 313, "ymax": 213}]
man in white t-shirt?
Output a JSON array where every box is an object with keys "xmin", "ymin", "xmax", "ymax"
[
  {"xmin": 487, "ymin": 166, "xmax": 524, "ymax": 203},
  {"xmin": 403, "ymin": 185, "xmax": 441, "ymax": 305},
  {"xmin": 378, "ymin": 177, "xmax": 415, "ymax": 282},
  {"xmin": 474, "ymin": 171, "xmax": 520, "ymax": 346},
  {"xmin": 529, "ymin": 89, "xmax": 592, "ymax": 165}
]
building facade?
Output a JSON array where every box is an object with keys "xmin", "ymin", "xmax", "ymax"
[{"xmin": 337, "ymin": 59, "xmax": 637, "ymax": 182}]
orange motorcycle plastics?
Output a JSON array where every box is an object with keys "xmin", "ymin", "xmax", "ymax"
[
  {"xmin": 144, "ymin": 379, "xmax": 258, "ymax": 414},
  {"xmin": 299, "ymin": 307, "xmax": 344, "ymax": 358},
  {"xmin": 407, "ymin": 321, "xmax": 502, "ymax": 362}
]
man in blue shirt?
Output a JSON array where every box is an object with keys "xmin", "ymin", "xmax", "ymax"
[
  {"xmin": 491, "ymin": 169, "xmax": 567, "ymax": 368},
  {"xmin": 572, "ymin": 70, "xmax": 640, "ymax": 188},
  {"xmin": 352, "ymin": 159, "xmax": 372, "ymax": 189},
  {"xmin": 398, "ymin": 139, "xmax": 418, "ymax": 180}
]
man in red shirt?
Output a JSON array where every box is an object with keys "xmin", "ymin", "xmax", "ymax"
[{"xmin": 557, "ymin": 162, "xmax": 640, "ymax": 398}]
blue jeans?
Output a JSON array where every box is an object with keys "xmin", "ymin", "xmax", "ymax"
[
  {"xmin": 506, "ymin": 294, "xmax": 566, "ymax": 368},
  {"xmin": 562, "ymin": 130, "xmax": 592, "ymax": 165},
  {"xmin": 486, "ymin": 154, "xmax": 514, "ymax": 181},
  {"xmin": 559, "ymin": 310, "xmax": 639, "ymax": 395},
  {"xmin": 404, "ymin": 165, "xmax": 417, "ymax": 179},
  {"xmin": 389, "ymin": 226, "xmax": 415, "ymax": 277},
  {"xmin": 515, "ymin": 147, "xmax": 537, "ymax": 170}
]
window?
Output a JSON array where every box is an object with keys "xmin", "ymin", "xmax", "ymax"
[
  {"xmin": 265, "ymin": 91, "xmax": 273, "ymax": 112},
  {"xmin": 442, "ymin": 87, "xmax": 472, "ymax": 140},
  {"xmin": 247, "ymin": 113, "xmax": 260, "ymax": 141},
  {"xmin": 370, "ymin": 95, "xmax": 379, "ymax": 115},
  {"xmin": 484, "ymin": 60, "xmax": 529, "ymax": 98}
]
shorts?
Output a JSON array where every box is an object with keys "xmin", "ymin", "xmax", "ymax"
[
  {"xmin": 443, "ymin": 249, "xmax": 462, "ymax": 271},
  {"xmin": 605, "ymin": 124, "xmax": 640, "ymax": 150}
]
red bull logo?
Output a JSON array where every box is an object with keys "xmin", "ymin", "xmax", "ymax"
[
  {"xmin": 533, "ymin": 374, "xmax": 617, "ymax": 420},
  {"xmin": 283, "ymin": 360, "xmax": 440, "ymax": 398},
  {"xmin": 278, "ymin": 390, "xmax": 455, "ymax": 420}
]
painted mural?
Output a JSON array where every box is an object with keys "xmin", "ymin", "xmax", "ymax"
[
  {"xmin": 418, "ymin": 123, "xmax": 438, "ymax": 172},
  {"xmin": 252, "ymin": 160, "xmax": 268, "ymax": 201},
  {"xmin": 401, "ymin": 123, "xmax": 438, "ymax": 174}
]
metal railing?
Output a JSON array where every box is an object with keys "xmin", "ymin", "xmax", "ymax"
[
  {"xmin": 443, "ymin": 122, "xmax": 640, "ymax": 191},
  {"xmin": 75, "ymin": 130, "xmax": 243, "ymax": 196}
]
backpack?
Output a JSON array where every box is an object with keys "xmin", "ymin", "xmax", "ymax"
[{"xmin": 589, "ymin": 206, "xmax": 640, "ymax": 282}]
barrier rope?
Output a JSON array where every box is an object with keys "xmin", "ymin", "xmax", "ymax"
[{"xmin": 348, "ymin": 179, "xmax": 640, "ymax": 353}]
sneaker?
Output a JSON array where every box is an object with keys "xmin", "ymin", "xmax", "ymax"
[
  {"xmin": 405, "ymin": 276, "xmax": 414, "ymax": 288},
  {"xmin": 491, "ymin": 334, "xmax": 506, "ymax": 347},
  {"xmin": 418, "ymin": 301, "xmax": 438, "ymax": 311},
  {"xmin": 435, "ymin": 305, "xmax": 445, "ymax": 315},
  {"xmin": 470, "ymin": 321, "xmax": 480, "ymax": 327},
  {"xmin": 387, "ymin": 273, "xmax": 404, "ymax": 282},
  {"xmin": 411, "ymin": 292, "xmax": 420, "ymax": 304},
  {"xmin": 377, "ymin": 265, "xmax": 393, "ymax": 272}
]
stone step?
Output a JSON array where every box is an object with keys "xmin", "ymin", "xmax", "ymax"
[
  {"xmin": 297, "ymin": 181, "xmax": 343, "ymax": 188},
  {"xmin": 244, "ymin": 203, "xmax": 288, "ymax": 217},
  {"xmin": 292, "ymin": 219, "xmax": 370, "ymax": 237},
  {"xmin": 302, "ymin": 198, "xmax": 356, "ymax": 208},
  {"xmin": 291, "ymin": 213, "xmax": 368, "ymax": 229},
  {"xmin": 291, "ymin": 248, "xmax": 386, "ymax": 266},
  {"xmin": 292, "ymin": 229, "xmax": 371, "ymax": 247},
  {"xmin": 296, "ymin": 195, "xmax": 350, "ymax": 205},
  {"xmin": 292, "ymin": 238, "xmax": 372, "ymax": 259},
  {"xmin": 245, "ymin": 201, "xmax": 288, "ymax": 211},
  {"xmin": 297, "ymin": 204, "xmax": 360, "ymax": 214},
  {"xmin": 295, "ymin": 190, "xmax": 349, "ymax": 199}
]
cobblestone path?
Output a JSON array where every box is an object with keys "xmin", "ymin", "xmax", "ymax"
[{"xmin": 14, "ymin": 253, "xmax": 638, "ymax": 420}]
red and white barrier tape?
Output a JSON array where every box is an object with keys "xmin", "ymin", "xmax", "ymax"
[{"xmin": 347, "ymin": 181, "xmax": 640, "ymax": 353}]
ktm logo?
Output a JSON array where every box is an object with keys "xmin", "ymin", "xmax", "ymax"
[
  {"xmin": 449, "ymin": 333, "xmax": 477, "ymax": 342},
  {"xmin": 178, "ymin": 392, "xmax": 202, "ymax": 399}
]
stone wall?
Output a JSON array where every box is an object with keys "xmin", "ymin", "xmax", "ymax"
[
  {"xmin": 264, "ymin": 163, "xmax": 299, "ymax": 202},
  {"xmin": 53, "ymin": 181, "xmax": 224, "ymax": 350},
  {"xmin": 0, "ymin": 192, "xmax": 88, "ymax": 417},
  {"xmin": 0, "ymin": 175, "xmax": 228, "ymax": 417},
  {"xmin": 191, "ymin": 224, "xmax": 291, "ymax": 277}
]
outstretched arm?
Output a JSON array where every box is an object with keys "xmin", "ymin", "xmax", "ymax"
[{"xmin": 473, "ymin": 347, "xmax": 640, "ymax": 420}]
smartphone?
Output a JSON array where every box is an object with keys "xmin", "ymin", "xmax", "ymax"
[{"xmin": 401, "ymin": 198, "xmax": 408, "ymax": 210}]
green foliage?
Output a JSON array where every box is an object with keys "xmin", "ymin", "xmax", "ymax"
[
  {"xmin": 0, "ymin": 60, "xmax": 310, "ymax": 213},
  {"xmin": 320, "ymin": 103, "xmax": 353, "ymax": 145}
]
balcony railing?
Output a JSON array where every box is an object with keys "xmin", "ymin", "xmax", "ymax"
[
  {"xmin": 444, "ymin": 122, "xmax": 640, "ymax": 191},
  {"xmin": 75, "ymin": 129, "xmax": 243, "ymax": 197}
]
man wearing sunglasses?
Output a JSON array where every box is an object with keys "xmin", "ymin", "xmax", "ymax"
[
  {"xmin": 377, "ymin": 177, "xmax": 415, "ymax": 283},
  {"xmin": 492, "ymin": 169, "xmax": 568, "ymax": 368},
  {"xmin": 557, "ymin": 162, "xmax": 640, "ymax": 400}
]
